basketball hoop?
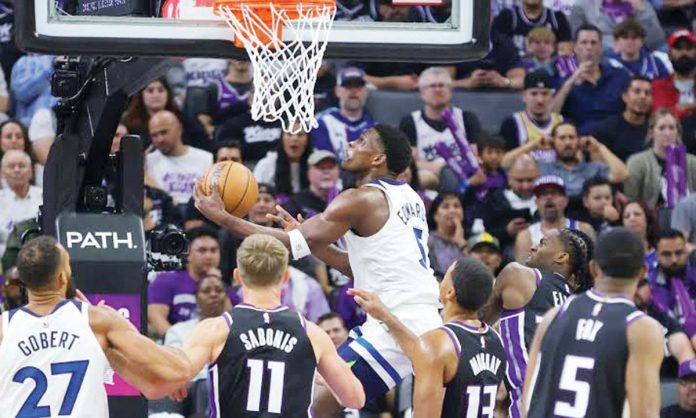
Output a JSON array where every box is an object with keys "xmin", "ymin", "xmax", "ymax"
[{"xmin": 214, "ymin": 0, "xmax": 336, "ymax": 133}]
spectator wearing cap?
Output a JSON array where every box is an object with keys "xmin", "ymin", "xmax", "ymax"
[
  {"xmin": 310, "ymin": 67, "xmax": 375, "ymax": 161},
  {"xmin": 652, "ymin": 30, "xmax": 696, "ymax": 120},
  {"xmin": 499, "ymin": 70, "xmax": 564, "ymax": 159},
  {"xmin": 492, "ymin": 0, "xmax": 573, "ymax": 57},
  {"xmin": 624, "ymin": 108, "xmax": 696, "ymax": 208},
  {"xmin": 453, "ymin": 29, "xmax": 526, "ymax": 90},
  {"xmin": 568, "ymin": 0, "xmax": 665, "ymax": 51},
  {"xmin": 400, "ymin": 67, "xmax": 483, "ymax": 192},
  {"xmin": 551, "ymin": 24, "xmax": 632, "ymax": 135},
  {"xmin": 662, "ymin": 358, "xmax": 696, "ymax": 417},
  {"xmin": 514, "ymin": 175, "xmax": 595, "ymax": 261},
  {"xmin": 608, "ymin": 19, "xmax": 671, "ymax": 80},
  {"xmin": 468, "ymin": 233, "xmax": 504, "ymax": 274},
  {"xmin": 426, "ymin": 192, "xmax": 468, "ymax": 279},
  {"xmin": 473, "ymin": 154, "xmax": 540, "ymax": 263},
  {"xmin": 591, "ymin": 75, "xmax": 652, "ymax": 162},
  {"xmin": 522, "ymin": 27, "xmax": 560, "ymax": 76},
  {"xmin": 285, "ymin": 150, "xmax": 341, "ymax": 220}
]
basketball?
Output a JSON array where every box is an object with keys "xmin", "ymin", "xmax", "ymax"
[{"xmin": 201, "ymin": 161, "xmax": 259, "ymax": 217}]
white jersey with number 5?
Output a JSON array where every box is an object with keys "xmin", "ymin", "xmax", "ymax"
[
  {"xmin": 0, "ymin": 299, "xmax": 110, "ymax": 418},
  {"xmin": 344, "ymin": 178, "xmax": 440, "ymax": 311}
]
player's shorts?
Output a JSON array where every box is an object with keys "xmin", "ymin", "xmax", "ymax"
[{"xmin": 337, "ymin": 304, "xmax": 442, "ymax": 400}]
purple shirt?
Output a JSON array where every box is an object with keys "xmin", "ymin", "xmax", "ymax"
[
  {"xmin": 334, "ymin": 284, "xmax": 367, "ymax": 331},
  {"xmin": 648, "ymin": 263, "xmax": 696, "ymax": 322},
  {"xmin": 148, "ymin": 270, "xmax": 237, "ymax": 325}
]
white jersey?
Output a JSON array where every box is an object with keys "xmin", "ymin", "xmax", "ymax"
[
  {"xmin": 344, "ymin": 178, "xmax": 440, "ymax": 312},
  {"xmin": 412, "ymin": 107, "xmax": 467, "ymax": 163},
  {"xmin": 0, "ymin": 300, "xmax": 110, "ymax": 418}
]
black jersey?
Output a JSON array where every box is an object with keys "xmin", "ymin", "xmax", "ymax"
[
  {"xmin": 527, "ymin": 290, "xmax": 646, "ymax": 418},
  {"xmin": 209, "ymin": 304, "xmax": 317, "ymax": 418},
  {"xmin": 492, "ymin": 5, "xmax": 572, "ymax": 55},
  {"xmin": 499, "ymin": 268, "xmax": 571, "ymax": 416},
  {"xmin": 440, "ymin": 321, "xmax": 506, "ymax": 418}
]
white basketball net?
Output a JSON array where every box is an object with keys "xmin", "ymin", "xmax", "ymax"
[{"xmin": 216, "ymin": 2, "xmax": 336, "ymax": 134}]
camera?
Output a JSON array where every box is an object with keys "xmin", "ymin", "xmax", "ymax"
[
  {"xmin": 150, "ymin": 224, "xmax": 189, "ymax": 256},
  {"xmin": 52, "ymin": 57, "xmax": 82, "ymax": 99}
]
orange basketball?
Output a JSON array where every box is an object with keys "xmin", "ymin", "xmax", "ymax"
[{"xmin": 201, "ymin": 161, "xmax": 258, "ymax": 217}]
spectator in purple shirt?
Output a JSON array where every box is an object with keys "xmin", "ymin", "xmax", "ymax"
[{"xmin": 148, "ymin": 226, "xmax": 233, "ymax": 338}]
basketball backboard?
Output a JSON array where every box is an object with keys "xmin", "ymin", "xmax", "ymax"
[{"xmin": 16, "ymin": 0, "xmax": 490, "ymax": 62}]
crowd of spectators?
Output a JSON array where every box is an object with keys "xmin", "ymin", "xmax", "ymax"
[{"xmin": 3, "ymin": 0, "xmax": 696, "ymax": 416}]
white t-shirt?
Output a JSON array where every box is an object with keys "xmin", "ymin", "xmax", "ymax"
[
  {"xmin": 146, "ymin": 147, "xmax": 213, "ymax": 205},
  {"xmin": 182, "ymin": 58, "xmax": 228, "ymax": 87},
  {"xmin": 0, "ymin": 186, "xmax": 42, "ymax": 257}
]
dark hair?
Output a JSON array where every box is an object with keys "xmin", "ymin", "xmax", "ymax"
[
  {"xmin": 215, "ymin": 139, "xmax": 242, "ymax": 153},
  {"xmin": 374, "ymin": 124, "xmax": 412, "ymax": 175},
  {"xmin": 624, "ymin": 75, "xmax": 652, "ymax": 94},
  {"xmin": 478, "ymin": 134, "xmax": 506, "ymax": 152},
  {"xmin": 0, "ymin": 119, "xmax": 32, "ymax": 158},
  {"xmin": 550, "ymin": 121, "xmax": 577, "ymax": 138},
  {"xmin": 574, "ymin": 23, "xmax": 603, "ymax": 42},
  {"xmin": 124, "ymin": 77, "xmax": 182, "ymax": 136},
  {"xmin": 657, "ymin": 228, "xmax": 686, "ymax": 243},
  {"xmin": 559, "ymin": 228, "xmax": 594, "ymax": 292},
  {"xmin": 427, "ymin": 192, "xmax": 463, "ymax": 230},
  {"xmin": 196, "ymin": 274, "xmax": 226, "ymax": 294},
  {"xmin": 450, "ymin": 257, "xmax": 495, "ymax": 311},
  {"xmin": 594, "ymin": 227, "xmax": 645, "ymax": 279},
  {"xmin": 581, "ymin": 176, "xmax": 612, "ymax": 198},
  {"xmin": 275, "ymin": 131, "xmax": 311, "ymax": 195},
  {"xmin": 613, "ymin": 18, "xmax": 647, "ymax": 40},
  {"xmin": 621, "ymin": 200, "xmax": 659, "ymax": 248},
  {"xmin": 407, "ymin": 158, "xmax": 421, "ymax": 191},
  {"xmin": 317, "ymin": 312, "xmax": 345, "ymax": 327},
  {"xmin": 16, "ymin": 236, "xmax": 62, "ymax": 291},
  {"xmin": 186, "ymin": 226, "xmax": 220, "ymax": 245}
]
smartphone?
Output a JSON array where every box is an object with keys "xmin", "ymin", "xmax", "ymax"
[{"xmin": 510, "ymin": 209, "xmax": 534, "ymax": 223}]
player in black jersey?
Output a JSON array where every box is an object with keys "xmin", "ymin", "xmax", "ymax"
[
  {"xmin": 481, "ymin": 228, "xmax": 592, "ymax": 418},
  {"xmin": 348, "ymin": 257, "xmax": 505, "ymax": 418},
  {"xmin": 175, "ymin": 234, "xmax": 364, "ymax": 417},
  {"xmin": 523, "ymin": 228, "xmax": 664, "ymax": 418}
]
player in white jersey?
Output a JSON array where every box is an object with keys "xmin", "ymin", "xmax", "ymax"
[
  {"xmin": 0, "ymin": 236, "xmax": 192, "ymax": 418},
  {"xmin": 194, "ymin": 125, "xmax": 442, "ymax": 417}
]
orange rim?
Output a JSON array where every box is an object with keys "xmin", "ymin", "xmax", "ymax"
[{"xmin": 213, "ymin": 0, "xmax": 336, "ymax": 47}]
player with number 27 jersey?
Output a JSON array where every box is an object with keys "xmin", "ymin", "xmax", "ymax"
[{"xmin": 0, "ymin": 300, "xmax": 109, "ymax": 418}]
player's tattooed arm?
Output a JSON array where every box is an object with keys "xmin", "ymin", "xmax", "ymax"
[
  {"xmin": 521, "ymin": 306, "xmax": 560, "ymax": 418},
  {"xmin": 349, "ymin": 288, "xmax": 420, "ymax": 359},
  {"xmin": 480, "ymin": 262, "xmax": 536, "ymax": 324},
  {"xmin": 625, "ymin": 316, "xmax": 665, "ymax": 418},
  {"xmin": 90, "ymin": 305, "xmax": 193, "ymax": 399}
]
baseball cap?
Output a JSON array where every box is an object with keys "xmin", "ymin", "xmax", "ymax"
[
  {"xmin": 308, "ymin": 150, "xmax": 338, "ymax": 166},
  {"xmin": 668, "ymin": 29, "xmax": 696, "ymax": 47},
  {"xmin": 524, "ymin": 70, "xmax": 553, "ymax": 90},
  {"xmin": 680, "ymin": 359, "xmax": 696, "ymax": 379},
  {"xmin": 337, "ymin": 67, "xmax": 366, "ymax": 87},
  {"xmin": 533, "ymin": 175, "xmax": 566, "ymax": 195},
  {"xmin": 468, "ymin": 233, "xmax": 501, "ymax": 252}
]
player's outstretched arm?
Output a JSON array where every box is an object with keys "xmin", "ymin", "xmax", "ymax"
[
  {"xmin": 307, "ymin": 322, "xmax": 366, "ymax": 409},
  {"xmin": 626, "ymin": 316, "xmax": 664, "ymax": 418},
  {"xmin": 181, "ymin": 316, "xmax": 230, "ymax": 379},
  {"xmin": 480, "ymin": 262, "xmax": 536, "ymax": 324},
  {"xmin": 89, "ymin": 305, "xmax": 192, "ymax": 399},
  {"xmin": 522, "ymin": 306, "xmax": 560, "ymax": 418},
  {"xmin": 411, "ymin": 330, "xmax": 459, "ymax": 418},
  {"xmin": 349, "ymin": 288, "xmax": 420, "ymax": 358}
]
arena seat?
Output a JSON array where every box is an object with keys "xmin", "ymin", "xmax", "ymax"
[
  {"xmin": 365, "ymin": 89, "xmax": 525, "ymax": 133},
  {"xmin": 661, "ymin": 379, "xmax": 679, "ymax": 408}
]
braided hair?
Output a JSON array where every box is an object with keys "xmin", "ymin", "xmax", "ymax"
[{"xmin": 559, "ymin": 228, "xmax": 594, "ymax": 292}]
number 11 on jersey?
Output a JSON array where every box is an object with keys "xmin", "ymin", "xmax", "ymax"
[{"xmin": 247, "ymin": 359, "xmax": 286, "ymax": 414}]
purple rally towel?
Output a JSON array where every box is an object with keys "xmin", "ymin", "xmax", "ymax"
[{"xmin": 666, "ymin": 144, "xmax": 688, "ymax": 208}]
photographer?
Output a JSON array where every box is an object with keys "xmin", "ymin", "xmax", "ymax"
[{"xmin": 147, "ymin": 226, "xmax": 235, "ymax": 338}]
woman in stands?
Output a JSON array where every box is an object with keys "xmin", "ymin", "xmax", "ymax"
[
  {"xmin": 624, "ymin": 108, "xmax": 696, "ymax": 208},
  {"xmin": 622, "ymin": 199, "xmax": 660, "ymax": 271},
  {"xmin": 0, "ymin": 119, "xmax": 39, "ymax": 187},
  {"xmin": 253, "ymin": 127, "xmax": 312, "ymax": 204},
  {"xmin": 426, "ymin": 192, "xmax": 468, "ymax": 279}
]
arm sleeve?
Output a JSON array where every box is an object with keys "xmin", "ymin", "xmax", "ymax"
[
  {"xmin": 309, "ymin": 119, "xmax": 334, "ymax": 153},
  {"xmin": 399, "ymin": 114, "xmax": 417, "ymax": 146},
  {"xmin": 671, "ymin": 198, "xmax": 696, "ymax": 237},
  {"xmin": 568, "ymin": 2, "xmax": 587, "ymax": 35},
  {"xmin": 148, "ymin": 275, "xmax": 174, "ymax": 306},
  {"xmin": 634, "ymin": 3, "xmax": 666, "ymax": 51},
  {"xmin": 10, "ymin": 56, "xmax": 54, "ymax": 103},
  {"xmin": 554, "ymin": 12, "xmax": 572, "ymax": 42},
  {"xmin": 499, "ymin": 116, "xmax": 519, "ymax": 150}
]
